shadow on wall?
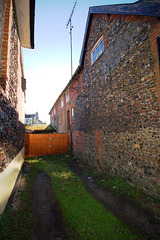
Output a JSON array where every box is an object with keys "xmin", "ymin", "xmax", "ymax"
[
  {"xmin": 0, "ymin": 90, "xmax": 25, "ymax": 214},
  {"xmin": 0, "ymin": 148, "xmax": 24, "ymax": 214}
]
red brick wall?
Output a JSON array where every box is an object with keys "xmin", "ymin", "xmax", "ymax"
[
  {"xmin": 0, "ymin": 0, "xmax": 10, "ymax": 89},
  {"xmin": 95, "ymin": 130, "xmax": 103, "ymax": 170},
  {"xmin": 50, "ymin": 71, "xmax": 83, "ymax": 134},
  {"xmin": 150, "ymin": 18, "xmax": 160, "ymax": 114},
  {"xmin": 72, "ymin": 131, "xmax": 84, "ymax": 158}
]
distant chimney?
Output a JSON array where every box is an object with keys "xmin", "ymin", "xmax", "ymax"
[{"xmin": 36, "ymin": 112, "xmax": 39, "ymax": 120}]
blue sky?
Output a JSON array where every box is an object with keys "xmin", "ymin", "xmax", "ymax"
[{"xmin": 23, "ymin": 0, "xmax": 136, "ymax": 123}]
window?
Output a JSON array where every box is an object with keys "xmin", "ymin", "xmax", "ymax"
[
  {"xmin": 58, "ymin": 116, "xmax": 60, "ymax": 125},
  {"xmin": 67, "ymin": 110, "xmax": 70, "ymax": 131},
  {"xmin": 157, "ymin": 37, "xmax": 160, "ymax": 67},
  {"xmin": 54, "ymin": 108, "xmax": 56, "ymax": 114},
  {"xmin": 66, "ymin": 92, "xmax": 70, "ymax": 103},
  {"xmin": 91, "ymin": 36, "xmax": 104, "ymax": 65},
  {"xmin": 61, "ymin": 98, "xmax": 64, "ymax": 108},
  {"xmin": 71, "ymin": 107, "xmax": 74, "ymax": 120},
  {"xmin": 55, "ymin": 118, "xmax": 57, "ymax": 127}
]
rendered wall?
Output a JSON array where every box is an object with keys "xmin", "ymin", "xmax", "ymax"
[{"xmin": 0, "ymin": 148, "xmax": 24, "ymax": 214}]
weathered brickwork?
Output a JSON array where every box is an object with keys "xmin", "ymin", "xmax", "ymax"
[
  {"xmin": 0, "ymin": 1, "xmax": 25, "ymax": 172},
  {"xmin": 72, "ymin": 14, "xmax": 160, "ymax": 198}
]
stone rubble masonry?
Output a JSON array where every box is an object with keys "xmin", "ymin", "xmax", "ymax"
[
  {"xmin": 0, "ymin": 87, "xmax": 25, "ymax": 172},
  {"xmin": 72, "ymin": 14, "xmax": 160, "ymax": 198},
  {"xmin": 0, "ymin": 0, "xmax": 25, "ymax": 173}
]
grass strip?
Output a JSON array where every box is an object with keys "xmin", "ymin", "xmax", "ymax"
[
  {"xmin": 74, "ymin": 159, "xmax": 160, "ymax": 221},
  {"xmin": 0, "ymin": 162, "xmax": 38, "ymax": 240},
  {"xmin": 0, "ymin": 154, "xmax": 148, "ymax": 240},
  {"xmin": 30, "ymin": 154, "xmax": 145, "ymax": 240}
]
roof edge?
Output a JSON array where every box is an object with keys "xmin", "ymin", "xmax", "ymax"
[
  {"xmin": 49, "ymin": 65, "xmax": 82, "ymax": 114},
  {"xmin": 79, "ymin": 1, "xmax": 160, "ymax": 67},
  {"xmin": 30, "ymin": 0, "xmax": 35, "ymax": 49}
]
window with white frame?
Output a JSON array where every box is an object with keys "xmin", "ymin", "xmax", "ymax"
[
  {"xmin": 91, "ymin": 36, "xmax": 104, "ymax": 65},
  {"xmin": 54, "ymin": 108, "xmax": 56, "ymax": 114},
  {"xmin": 66, "ymin": 92, "xmax": 70, "ymax": 103},
  {"xmin": 61, "ymin": 98, "xmax": 64, "ymax": 108},
  {"xmin": 71, "ymin": 107, "xmax": 74, "ymax": 120}
]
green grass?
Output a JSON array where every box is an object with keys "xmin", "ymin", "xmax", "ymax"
[
  {"xmin": 0, "ymin": 154, "xmax": 147, "ymax": 240},
  {"xmin": 27, "ymin": 154, "xmax": 145, "ymax": 240},
  {"xmin": 0, "ymin": 162, "xmax": 38, "ymax": 240},
  {"xmin": 74, "ymin": 159, "xmax": 160, "ymax": 221}
]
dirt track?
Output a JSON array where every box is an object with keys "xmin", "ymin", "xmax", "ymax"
[
  {"xmin": 29, "ymin": 165, "xmax": 160, "ymax": 240},
  {"xmin": 68, "ymin": 163, "xmax": 160, "ymax": 240},
  {"xmin": 31, "ymin": 170, "xmax": 66, "ymax": 240}
]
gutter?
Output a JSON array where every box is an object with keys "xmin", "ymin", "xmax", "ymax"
[{"xmin": 30, "ymin": 0, "xmax": 35, "ymax": 49}]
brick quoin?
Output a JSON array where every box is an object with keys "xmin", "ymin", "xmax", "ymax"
[
  {"xmin": 149, "ymin": 18, "xmax": 160, "ymax": 116},
  {"xmin": 72, "ymin": 131, "xmax": 84, "ymax": 158},
  {"xmin": 1, "ymin": 0, "xmax": 10, "ymax": 89},
  {"xmin": 95, "ymin": 130, "xmax": 103, "ymax": 170}
]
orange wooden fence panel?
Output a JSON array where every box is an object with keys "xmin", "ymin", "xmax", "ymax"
[{"xmin": 25, "ymin": 133, "xmax": 68, "ymax": 158}]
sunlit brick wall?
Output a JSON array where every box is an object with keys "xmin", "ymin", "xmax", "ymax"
[{"xmin": 72, "ymin": 14, "xmax": 160, "ymax": 198}]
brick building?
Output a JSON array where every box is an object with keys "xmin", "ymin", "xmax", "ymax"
[
  {"xmin": 49, "ymin": 0, "xmax": 160, "ymax": 198},
  {"xmin": 0, "ymin": 0, "xmax": 35, "ymax": 214},
  {"xmin": 49, "ymin": 66, "xmax": 83, "ymax": 134}
]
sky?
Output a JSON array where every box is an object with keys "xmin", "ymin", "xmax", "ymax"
[{"xmin": 22, "ymin": 0, "xmax": 136, "ymax": 123}]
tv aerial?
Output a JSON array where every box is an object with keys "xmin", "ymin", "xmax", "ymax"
[{"xmin": 66, "ymin": 0, "xmax": 77, "ymax": 78}]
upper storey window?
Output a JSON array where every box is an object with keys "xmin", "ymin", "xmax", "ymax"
[
  {"xmin": 66, "ymin": 92, "xmax": 70, "ymax": 103},
  {"xmin": 157, "ymin": 37, "xmax": 160, "ymax": 67},
  {"xmin": 61, "ymin": 98, "xmax": 64, "ymax": 108},
  {"xmin": 91, "ymin": 36, "xmax": 104, "ymax": 65}
]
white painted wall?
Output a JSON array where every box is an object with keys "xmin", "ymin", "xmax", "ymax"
[{"xmin": 0, "ymin": 148, "xmax": 24, "ymax": 214}]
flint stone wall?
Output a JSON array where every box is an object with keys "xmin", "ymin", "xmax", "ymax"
[
  {"xmin": 73, "ymin": 14, "xmax": 160, "ymax": 198},
  {"xmin": 0, "ymin": 5, "xmax": 25, "ymax": 172}
]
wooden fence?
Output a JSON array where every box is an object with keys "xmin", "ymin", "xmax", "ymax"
[{"xmin": 25, "ymin": 133, "xmax": 69, "ymax": 158}]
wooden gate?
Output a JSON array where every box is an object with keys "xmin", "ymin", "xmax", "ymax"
[{"xmin": 25, "ymin": 133, "xmax": 68, "ymax": 158}]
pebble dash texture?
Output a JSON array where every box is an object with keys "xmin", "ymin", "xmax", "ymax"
[{"xmin": 72, "ymin": 14, "xmax": 160, "ymax": 198}]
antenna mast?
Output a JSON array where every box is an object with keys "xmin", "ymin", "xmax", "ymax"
[{"xmin": 66, "ymin": 0, "xmax": 77, "ymax": 78}]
